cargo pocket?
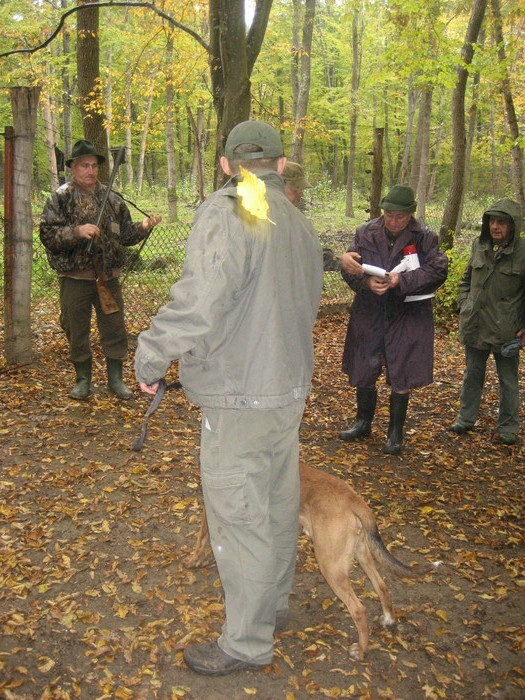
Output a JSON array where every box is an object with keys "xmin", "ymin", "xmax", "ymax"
[{"xmin": 202, "ymin": 469, "xmax": 253, "ymax": 525}]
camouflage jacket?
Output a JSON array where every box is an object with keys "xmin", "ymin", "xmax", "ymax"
[{"xmin": 39, "ymin": 181, "xmax": 147, "ymax": 277}]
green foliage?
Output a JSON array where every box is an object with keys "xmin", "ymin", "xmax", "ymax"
[{"xmin": 433, "ymin": 246, "xmax": 471, "ymax": 328}]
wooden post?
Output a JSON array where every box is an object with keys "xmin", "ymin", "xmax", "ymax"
[
  {"xmin": 370, "ymin": 127, "xmax": 384, "ymax": 219},
  {"xmin": 4, "ymin": 86, "xmax": 41, "ymax": 365}
]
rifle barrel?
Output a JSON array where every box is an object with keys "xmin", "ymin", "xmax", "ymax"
[{"xmin": 87, "ymin": 145, "xmax": 126, "ymax": 254}]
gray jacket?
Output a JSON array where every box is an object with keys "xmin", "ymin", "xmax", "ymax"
[
  {"xmin": 134, "ymin": 172, "xmax": 323, "ymax": 409},
  {"xmin": 458, "ymin": 198, "xmax": 525, "ymax": 350}
]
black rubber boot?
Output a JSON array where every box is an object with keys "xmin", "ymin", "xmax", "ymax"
[
  {"xmin": 383, "ymin": 392, "xmax": 409, "ymax": 455},
  {"xmin": 339, "ymin": 387, "xmax": 377, "ymax": 441},
  {"xmin": 70, "ymin": 358, "xmax": 92, "ymax": 400},
  {"xmin": 106, "ymin": 358, "xmax": 133, "ymax": 400}
]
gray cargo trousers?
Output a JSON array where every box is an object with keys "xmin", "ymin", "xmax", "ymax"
[
  {"xmin": 199, "ymin": 400, "xmax": 305, "ymax": 665},
  {"xmin": 457, "ymin": 345, "xmax": 520, "ymax": 434}
]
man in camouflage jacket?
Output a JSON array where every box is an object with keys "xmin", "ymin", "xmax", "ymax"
[{"xmin": 40, "ymin": 139, "xmax": 160, "ymax": 400}]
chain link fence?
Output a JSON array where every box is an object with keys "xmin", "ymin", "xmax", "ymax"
[
  {"xmin": 27, "ymin": 222, "xmax": 351, "ymax": 332},
  {"xmin": 2, "ymin": 198, "xmax": 486, "ymax": 336}
]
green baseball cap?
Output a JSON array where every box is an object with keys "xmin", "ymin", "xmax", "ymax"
[
  {"xmin": 380, "ymin": 184, "xmax": 416, "ymax": 212},
  {"xmin": 224, "ymin": 120, "xmax": 284, "ymax": 160}
]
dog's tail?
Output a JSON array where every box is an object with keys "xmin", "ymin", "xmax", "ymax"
[{"xmin": 366, "ymin": 524, "xmax": 441, "ymax": 578}]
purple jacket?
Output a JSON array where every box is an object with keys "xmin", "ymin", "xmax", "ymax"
[{"xmin": 341, "ymin": 216, "xmax": 448, "ymax": 392}]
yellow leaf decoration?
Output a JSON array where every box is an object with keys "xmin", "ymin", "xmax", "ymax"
[{"xmin": 236, "ymin": 166, "xmax": 275, "ymax": 224}]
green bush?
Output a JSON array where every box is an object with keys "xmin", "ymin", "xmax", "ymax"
[{"xmin": 434, "ymin": 246, "xmax": 471, "ymax": 327}]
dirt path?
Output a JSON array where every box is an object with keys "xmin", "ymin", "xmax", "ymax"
[{"xmin": 1, "ymin": 311, "xmax": 523, "ymax": 699}]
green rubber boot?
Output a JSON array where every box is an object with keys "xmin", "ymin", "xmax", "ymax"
[
  {"xmin": 106, "ymin": 358, "xmax": 133, "ymax": 400},
  {"xmin": 70, "ymin": 358, "xmax": 92, "ymax": 400}
]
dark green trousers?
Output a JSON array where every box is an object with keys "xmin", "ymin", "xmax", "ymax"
[{"xmin": 59, "ymin": 276, "xmax": 128, "ymax": 363}]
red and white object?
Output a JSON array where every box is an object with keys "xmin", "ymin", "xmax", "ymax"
[{"xmin": 391, "ymin": 245, "xmax": 434, "ymax": 302}]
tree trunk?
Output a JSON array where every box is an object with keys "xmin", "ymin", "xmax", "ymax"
[
  {"xmin": 136, "ymin": 73, "xmax": 155, "ymax": 195},
  {"xmin": 491, "ymin": 0, "xmax": 525, "ymax": 216},
  {"xmin": 399, "ymin": 82, "xmax": 418, "ymax": 184},
  {"xmin": 42, "ymin": 90, "xmax": 59, "ymax": 192},
  {"xmin": 176, "ymin": 106, "xmax": 185, "ymax": 179},
  {"xmin": 291, "ymin": 0, "xmax": 300, "ymax": 118},
  {"xmin": 5, "ymin": 87, "xmax": 41, "ymax": 365},
  {"xmin": 427, "ymin": 89, "xmax": 445, "ymax": 201},
  {"xmin": 409, "ymin": 92, "xmax": 424, "ymax": 192},
  {"xmin": 439, "ymin": 0, "xmax": 487, "ymax": 249},
  {"xmin": 370, "ymin": 127, "xmax": 384, "ymax": 219},
  {"xmin": 77, "ymin": 0, "xmax": 108, "ymax": 180},
  {"xmin": 61, "ymin": 0, "xmax": 72, "ymax": 171},
  {"xmin": 415, "ymin": 88, "xmax": 433, "ymax": 223},
  {"xmin": 384, "ymin": 87, "xmax": 394, "ymax": 186},
  {"xmin": 490, "ymin": 100, "xmax": 497, "ymax": 195},
  {"xmin": 457, "ymin": 60, "xmax": 482, "ymax": 233},
  {"xmin": 124, "ymin": 61, "xmax": 134, "ymax": 187},
  {"xmin": 165, "ymin": 34, "xmax": 178, "ymax": 222},
  {"xmin": 187, "ymin": 106, "xmax": 205, "ymax": 202},
  {"xmin": 208, "ymin": 0, "xmax": 273, "ymax": 186},
  {"xmin": 123, "ymin": 8, "xmax": 134, "ymax": 186},
  {"xmin": 345, "ymin": 9, "xmax": 361, "ymax": 217},
  {"xmin": 290, "ymin": 0, "xmax": 316, "ymax": 164},
  {"xmin": 105, "ymin": 44, "xmax": 113, "ymax": 166}
]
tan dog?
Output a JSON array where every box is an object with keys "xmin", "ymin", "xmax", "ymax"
[{"xmin": 186, "ymin": 461, "xmax": 441, "ymax": 660}]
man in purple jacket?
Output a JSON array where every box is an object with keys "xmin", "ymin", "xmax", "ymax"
[{"xmin": 339, "ymin": 185, "xmax": 448, "ymax": 454}]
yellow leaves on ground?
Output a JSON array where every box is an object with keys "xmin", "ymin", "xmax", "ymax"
[{"xmin": 1, "ymin": 310, "xmax": 524, "ymax": 698}]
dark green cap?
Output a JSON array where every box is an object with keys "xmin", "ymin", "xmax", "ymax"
[
  {"xmin": 380, "ymin": 184, "xmax": 416, "ymax": 212},
  {"xmin": 224, "ymin": 120, "xmax": 284, "ymax": 160},
  {"xmin": 66, "ymin": 139, "xmax": 105, "ymax": 168}
]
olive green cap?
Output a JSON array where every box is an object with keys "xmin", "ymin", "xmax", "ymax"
[{"xmin": 224, "ymin": 120, "xmax": 284, "ymax": 160}]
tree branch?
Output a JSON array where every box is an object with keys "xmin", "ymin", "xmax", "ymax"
[
  {"xmin": 0, "ymin": 1, "xmax": 209, "ymax": 59},
  {"xmin": 246, "ymin": 0, "xmax": 273, "ymax": 75}
]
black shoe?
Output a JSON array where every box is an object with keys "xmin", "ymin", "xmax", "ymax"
[
  {"xmin": 339, "ymin": 420, "xmax": 371, "ymax": 441},
  {"xmin": 183, "ymin": 641, "xmax": 267, "ymax": 676},
  {"xmin": 340, "ymin": 387, "xmax": 377, "ymax": 442}
]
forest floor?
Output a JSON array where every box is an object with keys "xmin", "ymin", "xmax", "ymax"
[{"xmin": 0, "ymin": 307, "xmax": 524, "ymax": 699}]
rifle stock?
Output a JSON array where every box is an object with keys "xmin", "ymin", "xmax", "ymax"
[{"xmin": 92, "ymin": 255, "xmax": 120, "ymax": 315}]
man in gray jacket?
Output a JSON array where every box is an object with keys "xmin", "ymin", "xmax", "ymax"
[
  {"xmin": 449, "ymin": 198, "xmax": 525, "ymax": 444},
  {"xmin": 134, "ymin": 120, "xmax": 323, "ymax": 675}
]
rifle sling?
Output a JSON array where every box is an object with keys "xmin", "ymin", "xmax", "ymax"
[{"xmin": 131, "ymin": 378, "xmax": 182, "ymax": 451}]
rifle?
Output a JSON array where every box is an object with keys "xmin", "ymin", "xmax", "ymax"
[{"xmin": 87, "ymin": 145, "xmax": 126, "ymax": 314}]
